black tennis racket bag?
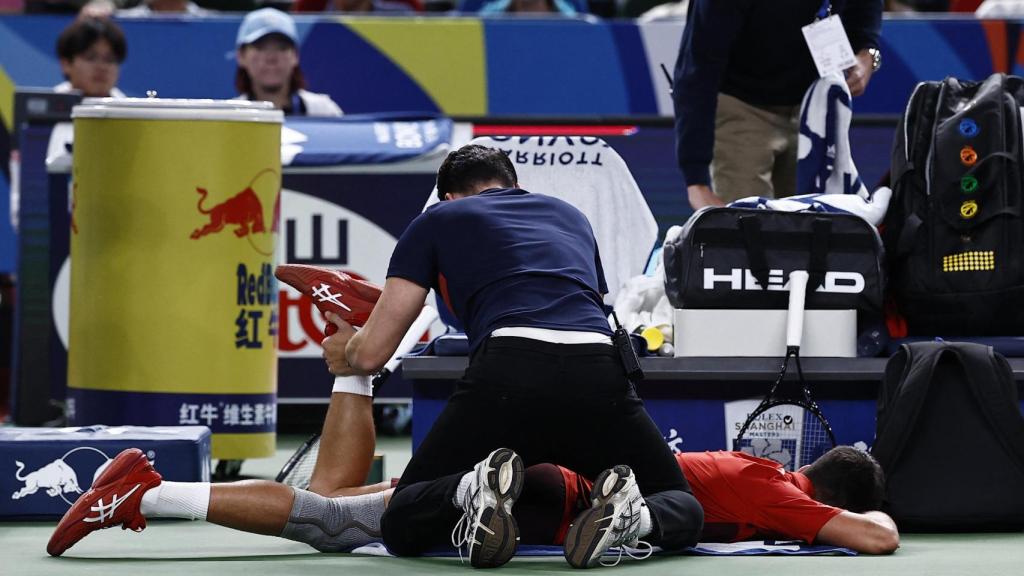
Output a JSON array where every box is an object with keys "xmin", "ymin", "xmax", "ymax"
[
  {"xmin": 663, "ymin": 207, "xmax": 884, "ymax": 314},
  {"xmin": 885, "ymin": 74, "xmax": 1024, "ymax": 335},
  {"xmin": 872, "ymin": 341, "xmax": 1024, "ymax": 531}
]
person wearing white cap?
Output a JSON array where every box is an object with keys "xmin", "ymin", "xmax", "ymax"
[{"xmin": 235, "ymin": 8, "xmax": 342, "ymax": 117}]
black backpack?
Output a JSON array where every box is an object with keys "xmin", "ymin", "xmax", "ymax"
[
  {"xmin": 872, "ymin": 341, "xmax": 1024, "ymax": 531},
  {"xmin": 884, "ymin": 73, "xmax": 1024, "ymax": 335}
]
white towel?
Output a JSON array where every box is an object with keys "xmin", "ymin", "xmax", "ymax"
[
  {"xmin": 797, "ymin": 72, "xmax": 868, "ymax": 198},
  {"xmin": 729, "ymin": 187, "xmax": 892, "ymax": 227},
  {"xmin": 426, "ymin": 136, "xmax": 659, "ymax": 303}
]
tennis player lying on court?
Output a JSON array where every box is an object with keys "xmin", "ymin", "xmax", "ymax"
[{"xmin": 47, "ymin": 441, "xmax": 898, "ymax": 558}]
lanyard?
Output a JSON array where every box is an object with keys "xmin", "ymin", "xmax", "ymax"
[{"xmin": 816, "ymin": 0, "xmax": 831, "ymax": 20}]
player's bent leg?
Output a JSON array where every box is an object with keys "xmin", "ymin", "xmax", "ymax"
[
  {"xmin": 308, "ymin": 391, "xmax": 375, "ymax": 496},
  {"xmin": 322, "ymin": 480, "xmax": 393, "ymax": 499}
]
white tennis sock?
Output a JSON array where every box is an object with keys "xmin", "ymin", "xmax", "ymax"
[
  {"xmin": 140, "ymin": 481, "xmax": 211, "ymax": 521},
  {"xmin": 638, "ymin": 504, "xmax": 652, "ymax": 539},
  {"xmin": 452, "ymin": 472, "xmax": 474, "ymax": 508}
]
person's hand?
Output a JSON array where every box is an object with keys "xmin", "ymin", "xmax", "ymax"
[
  {"xmin": 322, "ymin": 311, "xmax": 358, "ymax": 376},
  {"xmin": 688, "ymin": 184, "xmax": 726, "ymax": 210},
  {"xmin": 845, "ymin": 50, "xmax": 875, "ymax": 97}
]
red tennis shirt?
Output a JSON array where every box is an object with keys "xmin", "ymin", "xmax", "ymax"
[{"xmin": 679, "ymin": 451, "xmax": 842, "ymax": 543}]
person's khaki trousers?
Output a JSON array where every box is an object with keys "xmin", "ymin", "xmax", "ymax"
[{"xmin": 711, "ymin": 93, "xmax": 800, "ymax": 204}]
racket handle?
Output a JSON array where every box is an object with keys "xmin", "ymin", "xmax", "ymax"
[
  {"xmin": 786, "ymin": 270, "xmax": 809, "ymax": 348},
  {"xmin": 324, "ymin": 323, "xmax": 338, "ymax": 337},
  {"xmin": 382, "ymin": 306, "xmax": 439, "ymax": 371}
]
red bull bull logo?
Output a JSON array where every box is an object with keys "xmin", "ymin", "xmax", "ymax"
[
  {"xmin": 190, "ymin": 169, "xmax": 280, "ymax": 255},
  {"xmin": 10, "ymin": 447, "xmax": 115, "ymax": 506}
]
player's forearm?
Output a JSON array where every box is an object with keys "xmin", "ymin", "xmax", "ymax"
[
  {"xmin": 344, "ymin": 331, "xmax": 378, "ymax": 376},
  {"xmin": 863, "ymin": 511, "xmax": 899, "ymax": 533},
  {"xmin": 815, "ymin": 510, "xmax": 900, "ymax": 554}
]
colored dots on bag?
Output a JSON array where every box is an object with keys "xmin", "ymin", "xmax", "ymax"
[
  {"xmin": 960, "ymin": 199, "xmax": 979, "ymax": 219},
  {"xmin": 959, "ymin": 119, "xmax": 979, "ymax": 137},
  {"xmin": 961, "ymin": 175, "xmax": 979, "ymax": 194},
  {"xmin": 960, "ymin": 146, "xmax": 978, "ymax": 166}
]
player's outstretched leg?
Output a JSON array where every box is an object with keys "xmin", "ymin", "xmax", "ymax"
[
  {"xmin": 47, "ymin": 448, "xmax": 163, "ymax": 556},
  {"xmin": 563, "ymin": 465, "xmax": 654, "ymax": 569},
  {"xmin": 451, "ymin": 447, "xmax": 524, "ymax": 568}
]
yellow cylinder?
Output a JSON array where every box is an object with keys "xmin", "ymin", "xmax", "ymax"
[{"xmin": 67, "ymin": 99, "xmax": 283, "ymax": 459}]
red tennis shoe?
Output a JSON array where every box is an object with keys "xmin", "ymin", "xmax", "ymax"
[
  {"xmin": 274, "ymin": 264, "xmax": 382, "ymax": 334},
  {"xmin": 47, "ymin": 448, "xmax": 162, "ymax": 557}
]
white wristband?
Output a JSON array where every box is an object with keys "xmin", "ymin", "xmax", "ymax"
[{"xmin": 331, "ymin": 375, "xmax": 373, "ymax": 397}]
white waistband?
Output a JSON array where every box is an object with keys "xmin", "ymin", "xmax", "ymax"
[{"xmin": 490, "ymin": 327, "xmax": 613, "ymax": 345}]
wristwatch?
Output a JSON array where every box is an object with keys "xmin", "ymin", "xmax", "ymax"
[{"xmin": 867, "ymin": 47, "xmax": 882, "ymax": 72}]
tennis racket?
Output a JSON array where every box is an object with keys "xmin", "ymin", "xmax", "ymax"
[
  {"xmin": 370, "ymin": 305, "xmax": 439, "ymax": 395},
  {"xmin": 732, "ymin": 271, "xmax": 837, "ymax": 469},
  {"xmin": 276, "ymin": 432, "xmax": 322, "ymax": 490}
]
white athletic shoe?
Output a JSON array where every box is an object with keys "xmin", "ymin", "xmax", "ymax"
[
  {"xmin": 450, "ymin": 447, "xmax": 524, "ymax": 568},
  {"xmin": 563, "ymin": 465, "xmax": 654, "ymax": 568}
]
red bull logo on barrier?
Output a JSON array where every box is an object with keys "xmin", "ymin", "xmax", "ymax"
[
  {"xmin": 10, "ymin": 447, "xmax": 115, "ymax": 506},
  {"xmin": 191, "ymin": 169, "xmax": 280, "ymax": 256}
]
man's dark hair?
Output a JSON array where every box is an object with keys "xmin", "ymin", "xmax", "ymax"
[
  {"xmin": 803, "ymin": 446, "xmax": 885, "ymax": 513},
  {"xmin": 56, "ymin": 17, "xmax": 127, "ymax": 64},
  {"xmin": 435, "ymin": 144, "xmax": 518, "ymax": 201}
]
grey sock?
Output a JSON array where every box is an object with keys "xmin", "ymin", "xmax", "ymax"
[{"xmin": 280, "ymin": 488, "xmax": 385, "ymax": 553}]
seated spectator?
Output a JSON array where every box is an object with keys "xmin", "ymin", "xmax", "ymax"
[
  {"xmin": 976, "ymin": 0, "xmax": 1023, "ymax": 16},
  {"xmin": 330, "ymin": 0, "xmax": 414, "ymax": 11},
  {"xmin": 476, "ymin": 0, "xmax": 579, "ymax": 14},
  {"xmin": 638, "ymin": 0, "xmax": 688, "ymax": 22},
  {"xmin": 292, "ymin": 0, "xmax": 417, "ymax": 13},
  {"xmin": 235, "ymin": 8, "xmax": 342, "ymax": 116},
  {"xmin": 119, "ymin": 0, "xmax": 211, "ymax": 16},
  {"xmin": 54, "ymin": 16, "xmax": 127, "ymax": 98}
]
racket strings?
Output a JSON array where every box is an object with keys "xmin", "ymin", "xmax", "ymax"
[{"xmin": 276, "ymin": 434, "xmax": 322, "ymax": 490}]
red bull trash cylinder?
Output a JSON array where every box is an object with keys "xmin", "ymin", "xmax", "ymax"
[{"xmin": 68, "ymin": 99, "xmax": 283, "ymax": 459}]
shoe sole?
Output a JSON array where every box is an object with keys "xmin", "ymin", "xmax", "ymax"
[
  {"xmin": 563, "ymin": 465, "xmax": 633, "ymax": 569},
  {"xmin": 469, "ymin": 448, "xmax": 524, "ymax": 569}
]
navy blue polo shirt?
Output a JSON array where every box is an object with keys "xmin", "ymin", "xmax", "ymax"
[{"xmin": 387, "ymin": 188, "xmax": 612, "ymax": 353}]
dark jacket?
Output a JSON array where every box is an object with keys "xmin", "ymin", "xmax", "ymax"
[{"xmin": 673, "ymin": 0, "xmax": 882, "ymax": 188}]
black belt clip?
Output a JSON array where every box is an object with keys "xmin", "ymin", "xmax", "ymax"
[{"xmin": 611, "ymin": 311, "xmax": 644, "ymax": 383}]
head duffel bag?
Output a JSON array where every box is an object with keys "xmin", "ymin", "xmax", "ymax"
[{"xmin": 663, "ymin": 207, "xmax": 884, "ymax": 314}]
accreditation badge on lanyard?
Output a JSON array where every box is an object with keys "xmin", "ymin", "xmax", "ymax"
[{"xmin": 801, "ymin": 0, "xmax": 857, "ymax": 77}]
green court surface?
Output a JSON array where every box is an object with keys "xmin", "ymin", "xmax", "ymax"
[{"xmin": 3, "ymin": 435, "xmax": 1022, "ymax": 576}]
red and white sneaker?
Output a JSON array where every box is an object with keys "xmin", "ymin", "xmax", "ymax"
[
  {"xmin": 274, "ymin": 264, "xmax": 382, "ymax": 334},
  {"xmin": 47, "ymin": 448, "xmax": 162, "ymax": 557}
]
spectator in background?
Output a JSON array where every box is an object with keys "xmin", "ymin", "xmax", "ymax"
[
  {"xmin": 637, "ymin": 0, "xmax": 688, "ymax": 22},
  {"xmin": 330, "ymin": 0, "xmax": 413, "ymax": 11},
  {"xmin": 673, "ymin": 0, "xmax": 882, "ymax": 209},
  {"xmin": 291, "ymin": 0, "xmax": 416, "ymax": 13},
  {"xmin": 975, "ymin": 0, "xmax": 1024, "ymax": 16},
  {"xmin": 477, "ymin": 0, "xmax": 579, "ymax": 14},
  {"xmin": 119, "ymin": 0, "xmax": 211, "ymax": 16},
  {"xmin": 55, "ymin": 16, "xmax": 127, "ymax": 97},
  {"xmin": 235, "ymin": 8, "xmax": 342, "ymax": 116}
]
